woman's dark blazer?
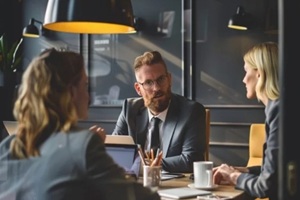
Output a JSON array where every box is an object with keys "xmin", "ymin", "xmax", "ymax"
[
  {"xmin": 237, "ymin": 100, "xmax": 279, "ymax": 200},
  {"xmin": 0, "ymin": 129, "xmax": 159, "ymax": 200}
]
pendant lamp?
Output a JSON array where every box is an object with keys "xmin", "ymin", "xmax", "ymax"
[
  {"xmin": 43, "ymin": 0, "xmax": 136, "ymax": 34},
  {"xmin": 23, "ymin": 18, "xmax": 44, "ymax": 38},
  {"xmin": 228, "ymin": 6, "xmax": 250, "ymax": 30}
]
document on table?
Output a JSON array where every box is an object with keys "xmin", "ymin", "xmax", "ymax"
[
  {"xmin": 196, "ymin": 195, "xmax": 232, "ymax": 200},
  {"xmin": 161, "ymin": 172, "xmax": 185, "ymax": 181},
  {"xmin": 158, "ymin": 187, "xmax": 211, "ymax": 199}
]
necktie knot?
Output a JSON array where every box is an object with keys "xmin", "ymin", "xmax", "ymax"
[{"xmin": 151, "ymin": 117, "xmax": 160, "ymax": 128}]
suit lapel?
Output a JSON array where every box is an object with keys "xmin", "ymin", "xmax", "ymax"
[
  {"xmin": 162, "ymin": 94, "xmax": 179, "ymax": 157},
  {"xmin": 135, "ymin": 106, "xmax": 148, "ymax": 150}
]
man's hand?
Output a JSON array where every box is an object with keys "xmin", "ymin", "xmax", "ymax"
[{"xmin": 89, "ymin": 125, "xmax": 106, "ymax": 141}]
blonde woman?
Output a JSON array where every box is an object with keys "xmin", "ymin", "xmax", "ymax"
[
  {"xmin": 213, "ymin": 42, "xmax": 279, "ymax": 200},
  {"xmin": 0, "ymin": 48, "xmax": 159, "ymax": 200}
]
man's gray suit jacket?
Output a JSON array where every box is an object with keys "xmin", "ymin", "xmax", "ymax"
[{"xmin": 113, "ymin": 93, "xmax": 206, "ymax": 173}]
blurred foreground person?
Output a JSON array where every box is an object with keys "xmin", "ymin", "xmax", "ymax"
[{"xmin": 0, "ymin": 48, "xmax": 159, "ymax": 200}]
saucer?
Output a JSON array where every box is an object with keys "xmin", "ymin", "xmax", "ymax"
[{"xmin": 187, "ymin": 183, "xmax": 218, "ymax": 190}]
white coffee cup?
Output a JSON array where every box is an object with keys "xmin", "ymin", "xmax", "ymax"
[{"xmin": 193, "ymin": 161, "xmax": 213, "ymax": 188}]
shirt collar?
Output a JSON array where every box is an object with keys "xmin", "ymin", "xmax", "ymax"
[{"xmin": 147, "ymin": 103, "xmax": 170, "ymax": 123}]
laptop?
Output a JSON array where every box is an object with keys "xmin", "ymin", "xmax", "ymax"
[
  {"xmin": 105, "ymin": 143, "xmax": 140, "ymax": 179},
  {"xmin": 105, "ymin": 135, "xmax": 135, "ymax": 145},
  {"xmin": 104, "ymin": 134, "xmax": 140, "ymax": 178},
  {"xmin": 3, "ymin": 121, "xmax": 18, "ymax": 135}
]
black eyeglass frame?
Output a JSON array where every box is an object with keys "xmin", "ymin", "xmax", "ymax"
[{"xmin": 137, "ymin": 73, "xmax": 169, "ymax": 91}]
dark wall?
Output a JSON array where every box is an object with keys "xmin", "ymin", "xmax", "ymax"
[
  {"xmin": 0, "ymin": 0, "xmax": 22, "ymax": 140},
  {"xmin": 195, "ymin": 0, "xmax": 278, "ymax": 106},
  {"xmin": 15, "ymin": 0, "xmax": 278, "ymax": 166},
  {"xmin": 0, "ymin": 0, "xmax": 22, "ymax": 40}
]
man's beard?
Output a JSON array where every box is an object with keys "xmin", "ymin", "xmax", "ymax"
[{"xmin": 145, "ymin": 87, "xmax": 171, "ymax": 113}]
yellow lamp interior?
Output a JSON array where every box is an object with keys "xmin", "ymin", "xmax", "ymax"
[
  {"xmin": 22, "ymin": 33, "xmax": 40, "ymax": 38},
  {"xmin": 228, "ymin": 25, "xmax": 248, "ymax": 30},
  {"xmin": 43, "ymin": 22, "xmax": 136, "ymax": 34}
]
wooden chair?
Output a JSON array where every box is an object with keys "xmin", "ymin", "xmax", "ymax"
[
  {"xmin": 204, "ymin": 109, "xmax": 210, "ymax": 161},
  {"xmin": 247, "ymin": 123, "xmax": 269, "ymax": 200}
]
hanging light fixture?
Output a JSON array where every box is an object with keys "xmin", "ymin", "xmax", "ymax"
[
  {"xmin": 22, "ymin": 18, "xmax": 44, "ymax": 38},
  {"xmin": 228, "ymin": 6, "xmax": 251, "ymax": 30},
  {"xmin": 43, "ymin": 0, "xmax": 136, "ymax": 34}
]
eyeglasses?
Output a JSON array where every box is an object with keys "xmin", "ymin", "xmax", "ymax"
[{"xmin": 138, "ymin": 74, "xmax": 168, "ymax": 90}]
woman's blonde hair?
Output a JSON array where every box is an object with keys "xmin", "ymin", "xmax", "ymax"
[
  {"xmin": 11, "ymin": 48, "xmax": 84, "ymax": 158},
  {"xmin": 243, "ymin": 42, "xmax": 279, "ymax": 101}
]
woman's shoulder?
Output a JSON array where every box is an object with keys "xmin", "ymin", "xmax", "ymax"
[
  {"xmin": 67, "ymin": 128, "xmax": 105, "ymax": 150},
  {"xmin": 50, "ymin": 128, "xmax": 93, "ymax": 142},
  {"xmin": 41, "ymin": 128, "xmax": 103, "ymax": 156},
  {"xmin": 268, "ymin": 99, "xmax": 280, "ymax": 108},
  {"xmin": 0, "ymin": 135, "xmax": 16, "ymax": 156},
  {"xmin": 67, "ymin": 127, "xmax": 94, "ymax": 140},
  {"xmin": 265, "ymin": 99, "xmax": 280, "ymax": 119}
]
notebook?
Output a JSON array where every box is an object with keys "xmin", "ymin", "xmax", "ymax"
[
  {"xmin": 105, "ymin": 143, "xmax": 140, "ymax": 178},
  {"xmin": 161, "ymin": 172, "xmax": 185, "ymax": 181},
  {"xmin": 158, "ymin": 187, "xmax": 211, "ymax": 199}
]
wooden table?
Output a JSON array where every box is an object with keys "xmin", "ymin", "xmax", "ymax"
[{"xmin": 139, "ymin": 173, "xmax": 246, "ymax": 200}]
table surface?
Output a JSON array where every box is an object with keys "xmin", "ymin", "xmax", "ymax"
[{"xmin": 139, "ymin": 173, "xmax": 245, "ymax": 200}]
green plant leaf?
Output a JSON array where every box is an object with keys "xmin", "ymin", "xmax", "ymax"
[{"xmin": 0, "ymin": 33, "xmax": 23, "ymax": 72}]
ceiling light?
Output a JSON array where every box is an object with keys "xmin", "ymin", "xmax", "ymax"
[
  {"xmin": 228, "ymin": 6, "xmax": 250, "ymax": 30},
  {"xmin": 23, "ymin": 18, "xmax": 43, "ymax": 38},
  {"xmin": 43, "ymin": 0, "xmax": 136, "ymax": 34}
]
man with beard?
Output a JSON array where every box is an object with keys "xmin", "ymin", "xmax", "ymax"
[{"xmin": 112, "ymin": 51, "xmax": 206, "ymax": 173}]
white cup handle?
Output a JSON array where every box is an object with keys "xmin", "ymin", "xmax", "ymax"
[{"xmin": 206, "ymin": 169, "xmax": 213, "ymax": 187}]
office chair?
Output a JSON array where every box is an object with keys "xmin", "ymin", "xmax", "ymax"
[{"xmin": 247, "ymin": 123, "xmax": 269, "ymax": 200}]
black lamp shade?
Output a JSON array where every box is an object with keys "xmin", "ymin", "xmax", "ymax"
[
  {"xmin": 23, "ymin": 23, "xmax": 40, "ymax": 38},
  {"xmin": 43, "ymin": 0, "xmax": 136, "ymax": 34},
  {"xmin": 228, "ymin": 6, "xmax": 249, "ymax": 30}
]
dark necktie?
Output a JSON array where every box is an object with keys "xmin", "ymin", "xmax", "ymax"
[{"xmin": 150, "ymin": 117, "xmax": 161, "ymax": 152}]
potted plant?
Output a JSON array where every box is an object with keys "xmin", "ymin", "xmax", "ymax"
[{"xmin": 0, "ymin": 33, "xmax": 23, "ymax": 86}]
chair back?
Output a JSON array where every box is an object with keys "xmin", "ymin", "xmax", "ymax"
[
  {"xmin": 204, "ymin": 109, "xmax": 210, "ymax": 161},
  {"xmin": 247, "ymin": 123, "xmax": 265, "ymax": 167},
  {"xmin": 247, "ymin": 123, "xmax": 269, "ymax": 200}
]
